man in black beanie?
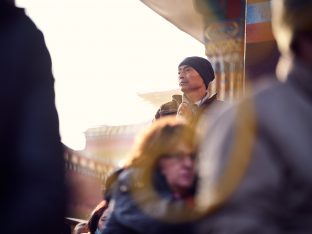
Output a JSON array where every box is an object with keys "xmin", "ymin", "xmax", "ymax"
[{"xmin": 154, "ymin": 56, "xmax": 222, "ymax": 122}]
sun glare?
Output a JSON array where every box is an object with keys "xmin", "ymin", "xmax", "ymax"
[{"xmin": 16, "ymin": 0, "xmax": 206, "ymax": 150}]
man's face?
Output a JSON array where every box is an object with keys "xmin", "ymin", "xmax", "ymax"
[
  {"xmin": 158, "ymin": 142, "xmax": 196, "ymax": 194},
  {"xmin": 178, "ymin": 65, "xmax": 205, "ymax": 93}
]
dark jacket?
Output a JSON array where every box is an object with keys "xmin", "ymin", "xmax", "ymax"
[
  {"xmin": 102, "ymin": 169, "xmax": 197, "ymax": 234},
  {"xmin": 0, "ymin": 4, "xmax": 66, "ymax": 234}
]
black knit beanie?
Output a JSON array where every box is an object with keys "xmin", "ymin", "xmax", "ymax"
[{"xmin": 178, "ymin": 56, "xmax": 215, "ymax": 88}]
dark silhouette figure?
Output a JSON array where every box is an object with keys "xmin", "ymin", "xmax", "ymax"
[{"xmin": 0, "ymin": 1, "xmax": 66, "ymax": 233}]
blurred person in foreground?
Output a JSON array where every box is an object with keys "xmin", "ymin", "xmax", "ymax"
[
  {"xmin": 195, "ymin": 0, "xmax": 312, "ymax": 233},
  {"xmin": 0, "ymin": 0, "xmax": 66, "ymax": 233},
  {"xmin": 102, "ymin": 117, "xmax": 200, "ymax": 234}
]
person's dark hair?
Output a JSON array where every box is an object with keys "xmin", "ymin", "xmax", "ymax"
[
  {"xmin": 104, "ymin": 168, "xmax": 124, "ymax": 201},
  {"xmin": 87, "ymin": 200, "xmax": 109, "ymax": 234}
]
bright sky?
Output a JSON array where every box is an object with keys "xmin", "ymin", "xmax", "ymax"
[{"xmin": 16, "ymin": 0, "xmax": 206, "ymax": 150}]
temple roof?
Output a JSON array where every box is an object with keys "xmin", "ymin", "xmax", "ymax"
[{"xmin": 137, "ymin": 89, "xmax": 181, "ymax": 107}]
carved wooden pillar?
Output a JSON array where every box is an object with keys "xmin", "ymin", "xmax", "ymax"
[{"xmin": 194, "ymin": 0, "xmax": 246, "ymax": 102}]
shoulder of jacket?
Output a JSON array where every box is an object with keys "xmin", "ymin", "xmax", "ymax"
[
  {"xmin": 154, "ymin": 94, "xmax": 182, "ymax": 119},
  {"xmin": 203, "ymin": 93, "xmax": 223, "ymax": 106},
  {"xmin": 172, "ymin": 94, "xmax": 182, "ymax": 104},
  {"xmin": 118, "ymin": 168, "xmax": 145, "ymax": 193},
  {"xmin": 159, "ymin": 96, "xmax": 181, "ymax": 112}
]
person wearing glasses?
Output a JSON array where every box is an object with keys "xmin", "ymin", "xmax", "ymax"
[{"xmin": 102, "ymin": 116, "xmax": 199, "ymax": 234}]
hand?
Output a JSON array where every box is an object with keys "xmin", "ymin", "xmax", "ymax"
[{"xmin": 177, "ymin": 102, "xmax": 194, "ymax": 121}]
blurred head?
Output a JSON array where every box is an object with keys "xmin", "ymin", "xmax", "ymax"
[
  {"xmin": 73, "ymin": 222, "xmax": 88, "ymax": 234},
  {"xmin": 272, "ymin": 0, "xmax": 312, "ymax": 56},
  {"xmin": 128, "ymin": 116, "xmax": 197, "ymax": 196},
  {"xmin": 97, "ymin": 203, "xmax": 113, "ymax": 232},
  {"xmin": 87, "ymin": 200, "xmax": 109, "ymax": 234}
]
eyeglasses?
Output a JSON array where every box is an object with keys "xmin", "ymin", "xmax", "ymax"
[{"xmin": 161, "ymin": 152, "xmax": 197, "ymax": 162}]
